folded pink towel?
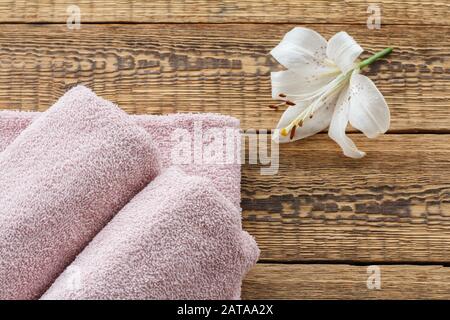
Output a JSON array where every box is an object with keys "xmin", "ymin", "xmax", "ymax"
[
  {"xmin": 0, "ymin": 86, "xmax": 160, "ymax": 299},
  {"xmin": 0, "ymin": 111, "xmax": 241, "ymax": 208},
  {"xmin": 0, "ymin": 86, "xmax": 257, "ymax": 300},
  {"xmin": 41, "ymin": 167, "xmax": 259, "ymax": 300}
]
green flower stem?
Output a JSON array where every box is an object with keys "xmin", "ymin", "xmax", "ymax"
[{"xmin": 358, "ymin": 47, "xmax": 393, "ymax": 70}]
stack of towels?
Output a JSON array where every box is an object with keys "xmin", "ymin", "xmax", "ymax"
[{"xmin": 0, "ymin": 86, "xmax": 259, "ymax": 300}]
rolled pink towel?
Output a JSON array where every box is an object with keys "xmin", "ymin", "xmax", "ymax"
[
  {"xmin": 42, "ymin": 167, "xmax": 259, "ymax": 300},
  {"xmin": 0, "ymin": 111, "xmax": 241, "ymax": 208},
  {"xmin": 0, "ymin": 86, "xmax": 160, "ymax": 299}
]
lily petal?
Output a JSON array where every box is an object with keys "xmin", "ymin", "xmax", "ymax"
[
  {"xmin": 327, "ymin": 31, "xmax": 363, "ymax": 73},
  {"xmin": 273, "ymin": 91, "xmax": 338, "ymax": 143},
  {"xmin": 348, "ymin": 73, "xmax": 390, "ymax": 138},
  {"xmin": 271, "ymin": 69, "xmax": 337, "ymax": 99},
  {"xmin": 328, "ymin": 85, "xmax": 366, "ymax": 158},
  {"xmin": 271, "ymin": 27, "xmax": 328, "ymax": 69}
]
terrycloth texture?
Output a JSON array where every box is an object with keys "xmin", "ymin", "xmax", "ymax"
[
  {"xmin": 0, "ymin": 86, "xmax": 255, "ymax": 300},
  {"xmin": 0, "ymin": 111, "xmax": 241, "ymax": 208},
  {"xmin": 42, "ymin": 167, "xmax": 259, "ymax": 300},
  {"xmin": 0, "ymin": 86, "xmax": 160, "ymax": 299}
]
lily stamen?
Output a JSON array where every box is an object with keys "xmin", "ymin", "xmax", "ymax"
[
  {"xmin": 280, "ymin": 74, "xmax": 348, "ymax": 136},
  {"xmin": 289, "ymin": 125, "xmax": 297, "ymax": 139},
  {"xmin": 269, "ymin": 94, "xmax": 296, "ymax": 110}
]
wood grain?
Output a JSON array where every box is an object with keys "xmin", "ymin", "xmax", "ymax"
[
  {"xmin": 0, "ymin": 0, "xmax": 448, "ymax": 25},
  {"xmin": 0, "ymin": 0, "xmax": 449, "ymax": 300},
  {"xmin": 0, "ymin": 24, "xmax": 448, "ymax": 132},
  {"xmin": 242, "ymin": 134, "xmax": 450, "ymax": 262},
  {"xmin": 242, "ymin": 264, "xmax": 450, "ymax": 299}
]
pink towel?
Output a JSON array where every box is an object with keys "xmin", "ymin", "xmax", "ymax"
[
  {"xmin": 0, "ymin": 86, "xmax": 160, "ymax": 299},
  {"xmin": 41, "ymin": 167, "xmax": 259, "ymax": 300}
]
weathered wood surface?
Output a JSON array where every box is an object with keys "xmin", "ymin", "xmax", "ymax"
[
  {"xmin": 242, "ymin": 134, "xmax": 450, "ymax": 262},
  {"xmin": 0, "ymin": 24, "xmax": 448, "ymax": 132},
  {"xmin": 242, "ymin": 264, "xmax": 450, "ymax": 299},
  {"xmin": 0, "ymin": 0, "xmax": 448, "ymax": 25},
  {"xmin": 1, "ymin": 0, "xmax": 449, "ymax": 300}
]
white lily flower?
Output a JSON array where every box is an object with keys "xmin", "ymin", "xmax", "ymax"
[{"xmin": 270, "ymin": 27, "xmax": 392, "ymax": 158}]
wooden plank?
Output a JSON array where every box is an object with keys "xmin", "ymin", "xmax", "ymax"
[
  {"xmin": 0, "ymin": 24, "xmax": 448, "ymax": 132},
  {"xmin": 242, "ymin": 264, "xmax": 450, "ymax": 299},
  {"xmin": 0, "ymin": 1, "xmax": 448, "ymax": 25},
  {"xmin": 242, "ymin": 134, "xmax": 450, "ymax": 262}
]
